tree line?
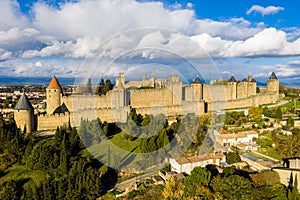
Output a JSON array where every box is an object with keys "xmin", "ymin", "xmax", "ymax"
[{"xmin": 0, "ymin": 116, "xmax": 118, "ymax": 200}]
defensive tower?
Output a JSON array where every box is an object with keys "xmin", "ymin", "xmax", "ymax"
[
  {"xmin": 46, "ymin": 76, "xmax": 62, "ymax": 114},
  {"xmin": 14, "ymin": 93, "xmax": 34, "ymax": 133},
  {"xmin": 267, "ymin": 72, "xmax": 279, "ymax": 94}
]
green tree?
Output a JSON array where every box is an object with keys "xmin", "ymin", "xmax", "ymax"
[
  {"xmin": 248, "ymin": 106, "xmax": 263, "ymax": 121},
  {"xmin": 211, "ymin": 175, "xmax": 252, "ymax": 200},
  {"xmin": 184, "ymin": 167, "xmax": 212, "ymax": 198},
  {"xmin": 87, "ymin": 78, "xmax": 93, "ymax": 94},
  {"xmin": 276, "ymin": 107, "xmax": 283, "ymax": 121},
  {"xmin": 226, "ymin": 152, "xmax": 241, "ymax": 164}
]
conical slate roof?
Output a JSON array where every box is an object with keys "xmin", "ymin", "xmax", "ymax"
[
  {"xmin": 192, "ymin": 76, "xmax": 202, "ymax": 84},
  {"xmin": 53, "ymin": 103, "xmax": 69, "ymax": 114},
  {"xmin": 14, "ymin": 93, "xmax": 34, "ymax": 110},
  {"xmin": 228, "ymin": 76, "xmax": 237, "ymax": 82},
  {"xmin": 242, "ymin": 78, "xmax": 247, "ymax": 82},
  {"xmin": 251, "ymin": 78, "xmax": 256, "ymax": 83},
  {"xmin": 48, "ymin": 76, "xmax": 62, "ymax": 89},
  {"xmin": 269, "ymin": 72, "xmax": 278, "ymax": 80}
]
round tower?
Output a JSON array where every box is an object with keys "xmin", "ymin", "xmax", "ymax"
[
  {"xmin": 191, "ymin": 75, "xmax": 203, "ymax": 100},
  {"xmin": 237, "ymin": 78, "xmax": 248, "ymax": 99},
  {"xmin": 46, "ymin": 76, "xmax": 62, "ymax": 114},
  {"xmin": 14, "ymin": 93, "xmax": 34, "ymax": 133},
  {"xmin": 267, "ymin": 72, "xmax": 279, "ymax": 94},
  {"xmin": 228, "ymin": 76, "xmax": 237, "ymax": 100}
]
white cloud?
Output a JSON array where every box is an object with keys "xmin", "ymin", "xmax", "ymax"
[
  {"xmin": 0, "ymin": 49, "xmax": 12, "ymax": 61},
  {"xmin": 0, "ymin": 0, "xmax": 29, "ymax": 30},
  {"xmin": 187, "ymin": 3, "xmax": 193, "ymax": 9},
  {"xmin": 247, "ymin": 5, "xmax": 284, "ymax": 16},
  {"xmin": 1, "ymin": 0, "xmax": 300, "ymax": 79},
  {"xmin": 0, "ymin": 28, "xmax": 39, "ymax": 46}
]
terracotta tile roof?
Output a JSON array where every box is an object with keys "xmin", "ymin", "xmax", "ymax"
[
  {"xmin": 221, "ymin": 130, "xmax": 258, "ymax": 139},
  {"xmin": 175, "ymin": 153, "xmax": 225, "ymax": 164},
  {"xmin": 48, "ymin": 76, "xmax": 62, "ymax": 90},
  {"xmin": 116, "ymin": 81, "xmax": 125, "ymax": 90}
]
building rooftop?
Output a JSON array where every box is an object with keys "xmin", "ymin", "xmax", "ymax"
[
  {"xmin": 269, "ymin": 72, "xmax": 278, "ymax": 80},
  {"xmin": 192, "ymin": 76, "xmax": 202, "ymax": 84},
  {"xmin": 175, "ymin": 153, "xmax": 225, "ymax": 165},
  {"xmin": 48, "ymin": 76, "xmax": 62, "ymax": 90},
  {"xmin": 116, "ymin": 81, "xmax": 125, "ymax": 90},
  {"xmin": 220, "ymin": 130, "xmax": 258, "ymax": 139},
  {"xmin": 53, "ymin": 103, "xmax": 69, "ymax": 114},
  {"xmin": 14, "ymin": 93, "xmax": 34, "ymax": 110},
  {"xmin": 228, "ymin": 76, "xmax": 238, "ymax": 82}
]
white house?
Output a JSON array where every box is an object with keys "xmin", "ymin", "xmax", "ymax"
[
  {"xmin": 170, "ymin": 153, "xmax": 226, "ymax": 174},
  {"xmin": 219, "ymin": 130, "xmax": 258, "ymax": 150}
]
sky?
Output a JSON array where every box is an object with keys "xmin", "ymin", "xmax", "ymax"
[{"xmin": 1, "ymin": 0, "xmax": 300, "ymax": 85}]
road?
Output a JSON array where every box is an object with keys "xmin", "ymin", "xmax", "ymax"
[
  {"xmin": 229, "ymin": 100, "xmax": 289, "ymax": 113},
  {"xmin": 265, "ymin": 100, "xmax": 289, "ymax": 108}
]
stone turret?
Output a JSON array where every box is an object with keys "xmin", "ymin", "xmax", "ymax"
[
  {"xmin": 237, "ymin": 78, "xmax": 248, "ymax": 99},
  {"xmin": 14, "ymin": 93, "xmax": 34, "ymax": 133},
  {"xmin": 247, "ymin": 76, "xmax": 257, "ymax": 96},
  {"xmin": 228, "ymin": 76, "xmax": 237, "ymax": 100},
  {"xmin": 46, "ymin": 76, "xmax": 62, "ymax": 114},
  {"xmin": 113, "ymin": 81, "xmax": 126, "ymax": 108},
  {"xmin": 267, "ymin": 72, "xmax": 279, "ymax": 94},
  {"xmin": 191, "ymin": 76, "xmax": 203, "ymax": 100}
]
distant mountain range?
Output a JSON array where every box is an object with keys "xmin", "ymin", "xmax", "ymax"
[{"xmin": 0, "ymin": 76, "xmax": 299, "ymax": 87}]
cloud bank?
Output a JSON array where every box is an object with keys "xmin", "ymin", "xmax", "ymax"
[{"xmin": 0, "ymin": 0, "xmax": 299, "ymax": 78}]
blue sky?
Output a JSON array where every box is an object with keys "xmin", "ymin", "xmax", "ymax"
[{"xmin": 1, "ymin": 0, "xmax": 300, "ymax": 85}]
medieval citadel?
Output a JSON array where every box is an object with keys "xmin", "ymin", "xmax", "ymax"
[{"xmin": 14, "ymin": 72, "xmax": 280, "ymax": 133}]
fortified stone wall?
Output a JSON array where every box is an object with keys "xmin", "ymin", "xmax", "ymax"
[
  {"xmin": 14, "ymin": 110, "xmax": 34, "ymax": 133},
  {"xmin": 36, "ymin": 73, "xmax": 280, "ymax": 131},
  {"xmin": 38, "ymin": 112, "xmax": 73, "ymax": 130},
  {"xmin": 130, "ymin": 87, "xmax": 181, "ymax": 109}
]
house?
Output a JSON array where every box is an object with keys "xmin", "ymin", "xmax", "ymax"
[
  {"xmin": 218, "ymin": 130, "xmax": 258, "ymax": 150},
  {"xmin": 169, "ymin": 153, "xmax": 226, "ymax": 174}
]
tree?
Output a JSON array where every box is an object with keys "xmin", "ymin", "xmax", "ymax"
[
  {"xmin": 256, "ymin": 87, "xmax": 260, "ymax": 93},
  {"xmin": 87, "ymin": 78, "xmax": 93, "ymax": 94},
  {"xmin": 291, "ymin": 174, "xmax": 299, "ymax": 200},
  {"xmin": 162, "ymin": 176, "xmax": 185, "ymax": 199},
  {"xmin": 248, "ymin": 107, "xmax": 263, "ymax": 121},
  {"xmin": 250, "ymin": 170, "xmax": 280, "ymax": 187},
  {"xmin": 184, "ymin": 167, "xmax": 212, "ymax": 198},
  {"xmin": 226, "ymin": 152, "xmax": 241, "ymax": 164},
  {"xmin": 276, "ymin": 107, "xmax": 283, "ymax": 121},
  {"xmin": 211, "ymin": 175, "xmax": 252, "ymax": 200},
  {"xmin": 98, "ymin": 79, "xmax": 105, "ymax": 95}
]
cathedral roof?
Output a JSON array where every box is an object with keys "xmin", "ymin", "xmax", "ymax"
[
  {"xmin": 14, "ymin": 93, "xmax": 34, "ymax": 110},
  {"xmin": 228, "ymin": 76, "xmax": 237, "ymax": 82},
  {"xmin": 242, "ymin": 78, "xmax": 247, "ymax": 82},
  {"xmin": 251, "ymin": 78, "xmax": 256, "ymax": 83},
  {"xmin": 192, "ymin": 76, "xmax": 202, "ymax": 84},
  {"xmin": 269, "ymin": 72, "xmax": 278, "ymax": 80},
  {"xmin": 48, "ymin": 76, "xmax": 62, "ymax": 90}
]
